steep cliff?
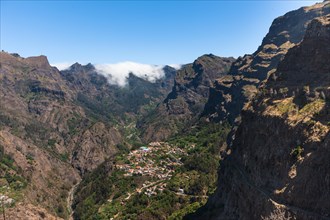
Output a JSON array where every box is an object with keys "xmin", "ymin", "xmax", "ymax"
[
  {"xmin": 202, "ymin": 1, "xmax": 330, "ymax": 124},
  {"xmin": 139, "ymin": 54, "xmax": 235, "ymax": 142},
  {"xmin": 60, "ymin": 62, "xmax": 176, "ymax": 172},
  {"xmin": 0, "ymin": 52, "xmax": 176, "ymax": 218},
  {"xmin": 0, "ymin": 53, "xmax": 82, "ymax": 218},
  {"xmin": 188, "ymin": 13, "xmax": 330, "ymax": 220}
]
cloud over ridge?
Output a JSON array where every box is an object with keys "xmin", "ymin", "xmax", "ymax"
[
  {"xmin": 95, "ymin": 62, "xmax": 182, "ymax": 86},
  {"xmin": 95, "ymin": 62, "xmax": 167, "ymax": 87},
  {"xmin": 52, "ymin": 61, "xmax": 181, "ymax": 86}
]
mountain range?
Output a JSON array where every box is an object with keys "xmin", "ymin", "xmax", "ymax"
[{"xmin": 0, "ymin": 1, "xmax": 329, "ymax": 219}]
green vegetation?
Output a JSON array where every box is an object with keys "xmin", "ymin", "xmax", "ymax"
[
  {"xmin": 59, "ymin": 153, "xmax": 69, "ymax": 162},
  {"xmin": 167, "ymin": 122, "xmax": 230, "ymax": 198},
  {"xmin": 47, "ymin": 139, "xmax": 56, "ymax": 147},
  {"xmin": 0, "ymin": 145, "xmax": 27, "ymax": 205},
  {"xmin": 73, "ymin": 122, "xmax": 230, "ymax": 219},
  {"xmin": 76, "ymin": 92, "xmax": 118, "ymax": 123},
  {"xmin": 67, "ymin": 115, "xmax": 82, "ymax": 136},
  {"xmin": 0, "ymin": 114, "xmax": 21, "ymax": 130},
  {"xmin": 279, "ymin": 87, "xmax": 289, "ymax": 95},
  {"xmin": 291, "ymin": 146, "xmax": 304, "ymax": 159},
  {"xmin": 299, "ymin": 99, "xmax": 325, "ymax": 117},
  {"xmin": 275, "ymin": 98, "xmax": 297, "ymax": 115},
  {"xmin": 169, "ymin": 202, "xmax": 202, "ymax": 220},
  {"xmin": 121, "ymin": 117, "xmax": 143, "ymax": 148},
  {"xmin": 73, "ymin": 163, "xmax": 138, "ymax": 220}
]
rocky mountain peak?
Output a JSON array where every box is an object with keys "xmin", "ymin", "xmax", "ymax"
[
  {"xmin": 256, "ymin": 1, "xmax": 330, "ymax": 54},
  {"xmin": 202, "ymin": 1, "xmax": 330, "ymax": 124},
  {"xmin": 1, "ymin": 1, "xmax": 329, "ymax": 219},
  {"xmin": 191, "ymin": 54, "xmax": 235, "ymax": 82},
  {"xmin": 188, "ymin": 7, "xmax": 330, "ymax": 220},
  {"xmin": 68, "ymin": 62, "xmax": 95, "ymax": 72},
  {"xmin": 0, "ymin": 52, "xmax": 52, "ymax": 70},
  {"xmin": 24, "ymin": 55, "xmax": 50, "ymax": 69},
  {"xmin": 0, "ymin": 51, "xmax": 25, "ymax": 66},
  {"xmin": 139, "ymin": 54, "xmax": 235, "ymax": 142},
  {"xmin": 272, "ymin": 14, "xmax": 330, "ymax": 90}
]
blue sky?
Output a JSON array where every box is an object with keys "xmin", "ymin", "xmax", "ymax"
[{"xmin": 0, "ymin": 0, "xmax": 320, "ymax": 66}]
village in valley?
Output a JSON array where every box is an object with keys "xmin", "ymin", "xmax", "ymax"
[
  {"xmin": 115, "ymin": 142, "xmax": 188, "ymax": 197},
  {"xmin": 97, "ymin": 124, "xmax": 226, "ymax": 219}
]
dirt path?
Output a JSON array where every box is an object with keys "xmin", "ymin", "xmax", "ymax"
[
  {"xmin": 111, "ymin": 180, "xmax": 164, "ymax": 219},
  {"xmin": 67, "ymin": 182, "xmax": 80, "ymax": 220}
]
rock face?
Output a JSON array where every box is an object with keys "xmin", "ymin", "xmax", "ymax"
[
  {"xmin": 0, "ymin": 52, "xmax": 176, "ymax": 218},
  {"xmin": 202, "ymin": 1, "xmax": 330, "ymax": 124},
  {"xmin": 0, "ymin": 130, "xmax": 80, "ymax": 219},
  {"xmin": 60, "ymin": 63, "xmax": 176, "ymax": 117},
  {"xmin": 59, "ymin": 62, "xmax": 176, "ymax": 173},
  {"xmin": 187, "ymin": 13, "xmax": 330, "ymax": 220},
  {"xmin": 1, "ymin": 2, "xmax": 328, "ymax": 219},
  {"xmin": 139, "ymin": 54, "xmax": 235, "ymax": 142},
  {"xmin": 0, "ymin": 54, "xmax": 119, "ymax": 175},
  {"xmin": 166, "ymin": 54, "xmax": 235, "ymax": 114}
]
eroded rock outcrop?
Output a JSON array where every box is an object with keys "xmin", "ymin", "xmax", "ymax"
[
  {"xmin": 187, "ymin": 13, "xmax": 330, "ymax": 220},
  {"xmin": 139, "ymin": 54, "xmax": 235, "ymax": 142},
  {"xmin": 202, "ymin": 1, "xmax": 330, "ymax": 124},
  {"xmin": 0, "ymin": 52, "xmax": 176, "ymax": 217}
]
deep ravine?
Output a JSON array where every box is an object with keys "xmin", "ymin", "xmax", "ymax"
[{"xmin": 67, "ymin": 181, "xmax": 80, "ymax": 220}]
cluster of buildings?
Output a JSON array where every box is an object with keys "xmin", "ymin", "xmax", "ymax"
[
  {"xmin": 110, "ymin": 142, "xmax": 190, "ymax": 219},
  {"xmin": 141, "ymin": 181, "xmax": 167, "ymax": 197},
  {"xmin": 116, "ymin": 142, "xmax": 186, "ymax": 180}
]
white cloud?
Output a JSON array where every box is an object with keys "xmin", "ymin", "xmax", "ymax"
[
  {"xmin": 52, "ymin": 61, "xmax": 182, "ymax": 86},
  {"xmin": 51, "ymin": 62, "xmax": 72, "ymax": 70},
  {"xmin": 168, "ymin": 64, "xmax": 182, "ymax": 70},
  {"xmin": 95, "ymin": 61, "xmax": 181, "ymax": 87}
]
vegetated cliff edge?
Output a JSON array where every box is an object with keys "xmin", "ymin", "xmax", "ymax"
[{"xmin": 187, "ymin": 13, "xmax": 330, "ymax": 220}]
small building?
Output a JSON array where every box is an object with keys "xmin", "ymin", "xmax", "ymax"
[{"xmin": 140, "ymin": 146, "xmax": 150, "ymax": 152}]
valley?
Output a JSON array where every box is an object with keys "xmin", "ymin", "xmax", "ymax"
[
  {"xmin": 72, "ymin": 122, "xmax": 230, "ymax": 219},
  {"xmin": 0, "ymin": 1, "xmax": 329, "ymax": 220}
]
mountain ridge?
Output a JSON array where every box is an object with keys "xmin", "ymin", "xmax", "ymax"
[
  {"xmin": 0, "ymin": 51, "xmax": 177, "ymax": 218},
  {"xmin": 186, "ymin": 12, "xmax": 330, "ymax": 220},
  {"xmin": 138, "ymin": 54, "xmax": 235, "ymax": 142},
  {"xmin": 202, "ymin": 0, "xmax": 330, "ymax": 125},
  {"xmin": 0, "ymin": 1, "xmax": 329, "ymax": 219}
]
